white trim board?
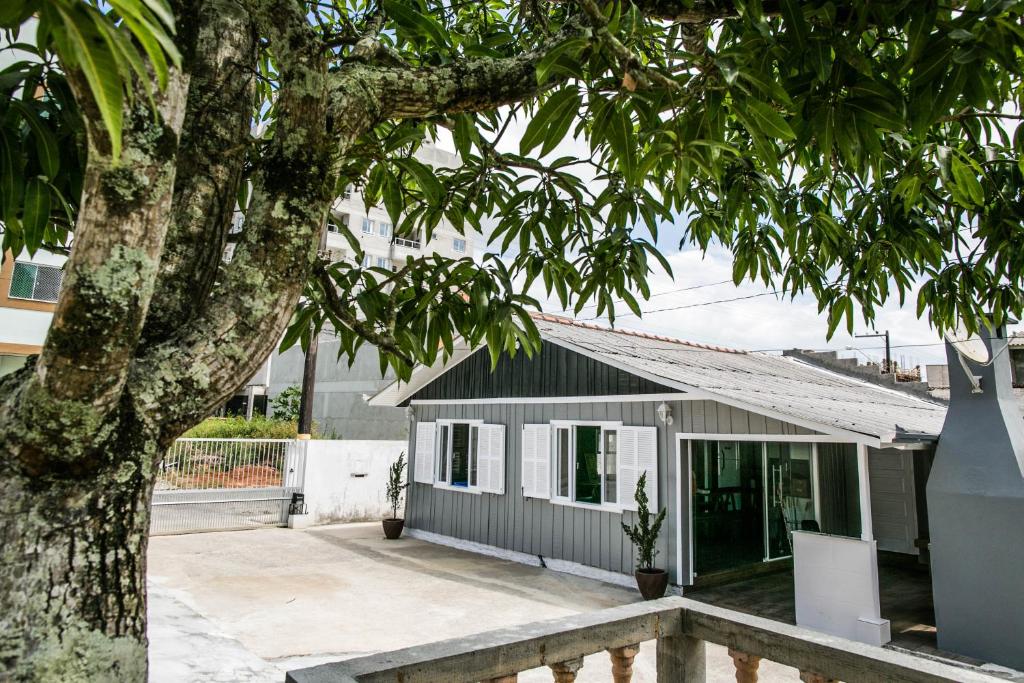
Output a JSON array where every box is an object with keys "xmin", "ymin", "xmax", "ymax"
[
  {"xmin": 676, "ymin": 432, "xmax": 858, "ymax": 444},
  {"xmin": 404, "ymin": 528, "xmax": 653, "ymax": 592},
  {"xmin": 411, "ymin": 393, "xmax": 689, "ymax": 406}
]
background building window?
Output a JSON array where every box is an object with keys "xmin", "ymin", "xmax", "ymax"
[
  {"xmin": 453, "ymin": 238, "xmax": 467, "ymax": 253},
  {"xmin": 9, "ymin": 262, "xmax": 63, "ymax": 302},
  {"xmin": 376, "ymin": 256, "xmax": 391, "ymax": 269},
  {"xmin": 378, "ymin": 222, "xmax": 391, "ymax": 237},
  {"xmin": 361, "ymin": 218, "xmax": 374, "ymax": 234},
  {"xmin": 328, "ymin": 213, "xmax": 349, "ymax": 233},
  {"xmin": 361, "ymin": 253, "xmax": 372, "ymax": 267}
]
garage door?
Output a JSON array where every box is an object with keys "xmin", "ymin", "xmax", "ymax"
[{"xmin": 868, "ymin": 448, "xmax": 918, "ymax": 555}]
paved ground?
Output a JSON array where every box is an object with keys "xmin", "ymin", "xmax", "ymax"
[{"xmin": 148, "ymin": 522, "xmax": 801, "ymax": 682}]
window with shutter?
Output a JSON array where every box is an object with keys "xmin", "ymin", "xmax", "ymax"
[
  {"xmin": 618, "ymin": 426, "xmax": 658, "ymax": 511},
  {"xmin": 414, "ymin": 422, "xmax": 436, "ymax": 484},
  {"xmin": 476, "ymin": 424, "xmax": 505, "ymax": 494},
  {"xmin": 521, "ymin": 424, "xmax": 551, "ymax": 499}
]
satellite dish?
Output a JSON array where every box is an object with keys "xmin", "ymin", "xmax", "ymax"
[{"xmin": 944, "ymin": 324, "xmax": 990, "ymax": 364}]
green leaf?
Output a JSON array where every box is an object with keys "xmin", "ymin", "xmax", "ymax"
[
  {"xmin": 21, "ymin": 176, "xmax": 51, "ymax": 253},
  {"xmin": 520, "ymin": 87, "xmax": 580, "ymax": 155},
  {"xmin": 10, "ymin": 100, "xmax": 59, "ymax": 179},
  {"xmin": 382, "ymin": 0, "xmax": 448, "ymax": 47},
  {"xmin": 779, "ymin": 0, "xmax": 808, "ymax": 52},
  {"xmin": 395, "ymin": 157, "xmax": 442, "ymax": 204},
  {"xmin": 49, "ymin": 2, "xmax": 125, "ymax": 159},
  {"xmin": 744, "ymin": 99, "xmax": 795, "ymax": 140},
  {"xmin": 535, "ymin": 37, "xmax": 588, "ymax": 84}
]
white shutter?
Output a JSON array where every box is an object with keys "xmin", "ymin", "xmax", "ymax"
[
  {"xmin": 414, "ymin": 422, "xmax": 436, "ymax": 484},
  {"xmin": 476, "ymin": 424, "xmax": 506, "ymax": 494},
  {"xmin": 618, "ymin": 426, "xmax": 658, "ymax": 511},
  {"xmin": 521, "ymin": 424, "xmax": 551, "ymax": 499}
]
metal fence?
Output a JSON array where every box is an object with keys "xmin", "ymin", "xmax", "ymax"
[{"xmin": 151, "ymin": 438, "xmax": 304, "ymax": 535}]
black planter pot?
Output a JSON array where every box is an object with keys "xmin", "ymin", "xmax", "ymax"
[
  {"xmin": 382, "ymin": 518, "xmax": 405, "ymax": 540},
  {"xmin": 635, "ymin": 568, "xmax": 669, "ymax": 600}
]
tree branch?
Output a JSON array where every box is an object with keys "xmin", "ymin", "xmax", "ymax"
[
  {"xmin": 129, "ymin": 0, "xmax": 345, "ymax": 437},
  {"xmin": 2, "ymin": 72, "xmax": 189, "ymax": 470},
  {"xmin": 142, "ymin": 0, "xmax": 258, "ymax": 343}
]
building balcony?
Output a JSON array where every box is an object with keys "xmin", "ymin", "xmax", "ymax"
[
  {"xmin": 393, "ymin": 237, "xmax": 421, "ymax": 249},
  {"xmin": 286, "ymin": 596, "xmax": 986, "ymax": 683}
]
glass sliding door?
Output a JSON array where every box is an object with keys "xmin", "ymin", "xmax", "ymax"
[
  {"xmin": 692, "ymin": 440, "xmax": 765, "ymax": 574},
  {"xmin": 691, "ymin": 439, "xmax": 822, "ymax": 576},
  {"xmin": 765, "ymin": 443, "xmax": 817, "ymax": 559}
]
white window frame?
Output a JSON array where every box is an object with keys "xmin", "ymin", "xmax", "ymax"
[
  {"xmin": 378, "ymin": 222, "xmax": 392, "ymax": 238},
  {"xmin": 375, "ymin": 256, "xmax": 391, "ymax": 270},
  {"xmin": 549, "ymin": 420, "xmax": 623, "ymax": 512},
  {"xmin": 434, "ymin": 419, "xmax": 485, "ymax": 494},
  {"xmin": 361, "ymin": 217, "xmax": 374, "ymax": 235},
  {"xmin": 453, "ymin": 237, "xmax": 467, "ymax": 253}
]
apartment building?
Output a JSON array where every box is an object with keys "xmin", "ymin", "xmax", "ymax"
[
  {"xmin": 322, "ymin": 146, "xmax": 469, "ymax": 270},
  {"xmin": 0, "ymin": 249, "xmax": 66, "ymax": 377}
]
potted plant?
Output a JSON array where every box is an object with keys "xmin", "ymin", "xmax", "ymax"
[
  {"xmin": 383, "ymin": 451, "xmax": 409, "ymax": 539},
  {"xmin": 621, "ymin": 472, "xmax": 668, "ymax": 599}
]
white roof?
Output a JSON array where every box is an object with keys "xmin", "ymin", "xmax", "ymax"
[{"xmin": 369, "ymin": 314, "xmax": 947, "ymax": 444}]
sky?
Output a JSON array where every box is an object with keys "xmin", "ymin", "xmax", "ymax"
[{"xmin": 429, "ymin": 116, "xmax": 972, "ymax": 372}]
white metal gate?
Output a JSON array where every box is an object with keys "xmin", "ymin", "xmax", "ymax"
[{"xmin": 151, "ymin": 438, "xmax": 305, "ymax": 535}]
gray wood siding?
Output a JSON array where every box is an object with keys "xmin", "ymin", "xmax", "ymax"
[
  {"xmin": 406, "ymin": 399, "xmax": 821, "ymax": 584},
  {"xmin": 408, "ymin": 342, "xmax": 676, "ymax": 402}
]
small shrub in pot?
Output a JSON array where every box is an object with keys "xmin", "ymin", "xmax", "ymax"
[
  {"xmin": 383, "ymin": 451, "xmax": 409, "ymax": 539},
  {"xmin": 621, "ymin": 472, "xmax": 668, "ymax": 599}
]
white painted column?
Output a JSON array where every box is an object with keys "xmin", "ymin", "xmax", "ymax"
[
  {"xmin": 811, "ymin": 443, "xmax": 822, "ymax": 526},
  {"xmin": 245, "ymin": 385, "xmax": 255, "ymax": 420},
  {"xmin": 856, "ymin": 443, "xmax": 873, "ymax": 541}
]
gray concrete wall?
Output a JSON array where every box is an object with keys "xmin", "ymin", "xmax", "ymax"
[
  {"xmin": 268, "ymin": 341, "xmax": 408, "ymax": 440},
  {"xmin": 407, "ymin": 399, "xmax": 820, "ymax": 585}
]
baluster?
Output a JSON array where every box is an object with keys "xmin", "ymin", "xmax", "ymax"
[
  {"xmin": 799, "ymin": 672, "xmax": 837, "ymax": 683},
  {"xmin": 549, "ymin": 656, "xmax": 584, "ymax": 683},
  {"xmin": 608, "ymin": 644, "xmax": 640, "ymax": 683},
  {"xmin": 727, "ymin": 648, "xmax": 761, "ymax": 683},
  {"xmin": 485, "ymin": 676, "xmax": 518, "ymax": 683}
]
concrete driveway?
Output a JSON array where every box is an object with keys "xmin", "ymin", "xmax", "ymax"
[{"xmin": 147, "ymin": 522, "xmax": 798, "ymax": 682}]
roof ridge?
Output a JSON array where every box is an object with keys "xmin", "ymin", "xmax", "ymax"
[{"xmin": 530, "ymin": 312, "xmax": 745, "ymax": 354}]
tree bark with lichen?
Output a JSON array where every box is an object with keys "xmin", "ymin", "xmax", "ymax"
[{"xmin": 0, "ymin": 0, "xmax": 578, "ymax": 677}]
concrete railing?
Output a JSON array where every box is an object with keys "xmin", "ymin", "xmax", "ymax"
[{"xmin": 285, "ymin": 597, "xmax": 999, "ymax": 683}]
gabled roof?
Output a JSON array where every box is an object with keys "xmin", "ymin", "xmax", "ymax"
[{"xmin": 369, "ymin": 313, "xmax": 948, "ymax": 445}]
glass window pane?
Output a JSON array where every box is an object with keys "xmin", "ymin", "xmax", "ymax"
[
  {"xmin": 603, "ymin": 429, "xmax": 617, "ymax": 503},
  {"xmin": 438, "ymin": 425, "xmax": 449, "ymax": 482},
  {"xmin": 361, "ymin": 218, "xmax": 373, "ymax": 234},
  {"xmin": 450, "ymin": 423, "xmax": 470, "ymax": 486},
  {"xmin": 469, "ymin": 426, "xmax": 478, "ymax": 487},
  {"xmin": 9, "ymin": 263, "xmax": 36, "ymax": 298},
  {"xmin": 32, "ymin": 266, "xmax": 62, "ymax": 302},
  {"xmin": 557, "ymin": 428, "xmax": 570, "ymax": 497},
  {"xmin": 575, "ymin": 426, "xmax": 601, "ymax": 504}
]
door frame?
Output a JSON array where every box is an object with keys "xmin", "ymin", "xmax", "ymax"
[{"xmin": 675, "ymin": 433, "xmax": 834, "ymax": 586}]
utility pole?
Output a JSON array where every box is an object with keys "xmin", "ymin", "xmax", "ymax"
[
  {"xmin": 298, "ymin": 222, "xmax": 329, "ymax": 437},
  {"xmin": 855, "ymin": 330, "xmax": 892, "ymax": 373}
]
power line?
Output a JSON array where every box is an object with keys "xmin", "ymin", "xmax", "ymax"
[
  {"xmin": 570, "ymin": 279, "xmax": 734, "ymax": 313},
  {"xmin": 583, "ymin": 290, "xmax": 780, "ymax": 320},
  {"xmin": 750, "ymin": 341, "xmax": 948, "ymax": 353}
]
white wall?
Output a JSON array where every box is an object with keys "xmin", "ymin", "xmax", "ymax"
[
  {"xmin": 300, "ymin": 440, "xmax": 407, "ymax": 524},
  {"xmin": 0, "ymin": 307, "xmax": 53, "ymax": 346}
]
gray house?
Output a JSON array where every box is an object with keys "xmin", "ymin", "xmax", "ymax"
[{"xmin": 369, "ymin": 314, "xmax": 947, "ymax": 588}]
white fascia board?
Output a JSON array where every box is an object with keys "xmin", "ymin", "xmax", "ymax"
[
  {"xmin": 365, "ymin": 342, "xmax": 475, "ymax": 407},
  {"xmin": 410, "ymin": 392, "xmax": 690, "ymax": 405}
]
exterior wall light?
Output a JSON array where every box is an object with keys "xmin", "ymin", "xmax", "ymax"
[{"xmin": 656, "ymin": 401, "xmax": 674, "ymax": 425}]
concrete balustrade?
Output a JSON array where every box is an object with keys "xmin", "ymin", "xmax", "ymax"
[{"xmin": 286, "ymin": 597, "xmax": 1001, "ymax": 683}]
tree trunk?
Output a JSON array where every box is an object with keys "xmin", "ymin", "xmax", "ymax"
[{"xmin": 0, "ymin": 364, "xmax": 163, "ymax": 681}]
